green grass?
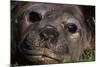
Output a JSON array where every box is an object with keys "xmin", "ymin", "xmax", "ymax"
[{"xmin": 79, "ymin": 49, "xmax": 95, "ymax": 62}]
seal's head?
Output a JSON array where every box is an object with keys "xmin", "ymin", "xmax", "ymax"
[{"xmin": 11, "ymin": 2, "xmax": 95, "ymax": 65}]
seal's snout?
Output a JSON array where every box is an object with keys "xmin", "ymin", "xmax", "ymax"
[{"xmin": 40, "ymin": 25, "xmax": 59, "ymax": 41}]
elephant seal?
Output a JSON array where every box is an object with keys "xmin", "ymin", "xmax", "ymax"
[{"xmin": 11, "ymin": 1, "xmax": 95, "ymax": 66}]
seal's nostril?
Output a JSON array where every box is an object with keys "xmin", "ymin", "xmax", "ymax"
[{"xmin": 40, "ymin": 26, "xmax": 59, "ymax": 41}]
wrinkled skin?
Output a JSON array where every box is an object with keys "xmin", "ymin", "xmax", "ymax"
[{"xmin": 11, "ymin": 1, "xmax": 95, "ymax": 66}]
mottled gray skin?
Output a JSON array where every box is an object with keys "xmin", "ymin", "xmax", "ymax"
[{"xmin": 11, "ymin": 1, "xmax": 95, "ymax": 66}]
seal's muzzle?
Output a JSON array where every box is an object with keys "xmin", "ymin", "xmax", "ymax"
[{"xmin": 40, "ymin": 25, "xmax": 59, "ymax": 42}]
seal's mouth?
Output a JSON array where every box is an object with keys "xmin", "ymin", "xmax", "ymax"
[{"xmin": 20, "ymin": 47, "xmax": 62, "ymax": 63}]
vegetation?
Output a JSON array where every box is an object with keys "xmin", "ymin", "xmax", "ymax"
[{"xmin": 79, "ymin": 49, "xmax": 95, "ymax": 62}]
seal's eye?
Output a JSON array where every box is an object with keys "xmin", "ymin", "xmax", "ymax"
[
  {"xmin": 29, "ymin": 11, "xmax": 41, "ymax": 23},
  {"xmin": 64, "ymin": 23, "xmax": 77, "ymax": 33}
]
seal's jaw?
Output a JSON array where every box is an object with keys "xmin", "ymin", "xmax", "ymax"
[{"xmin": 21, "ymin": 47, "xmax": 62, "ymax": 64}]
